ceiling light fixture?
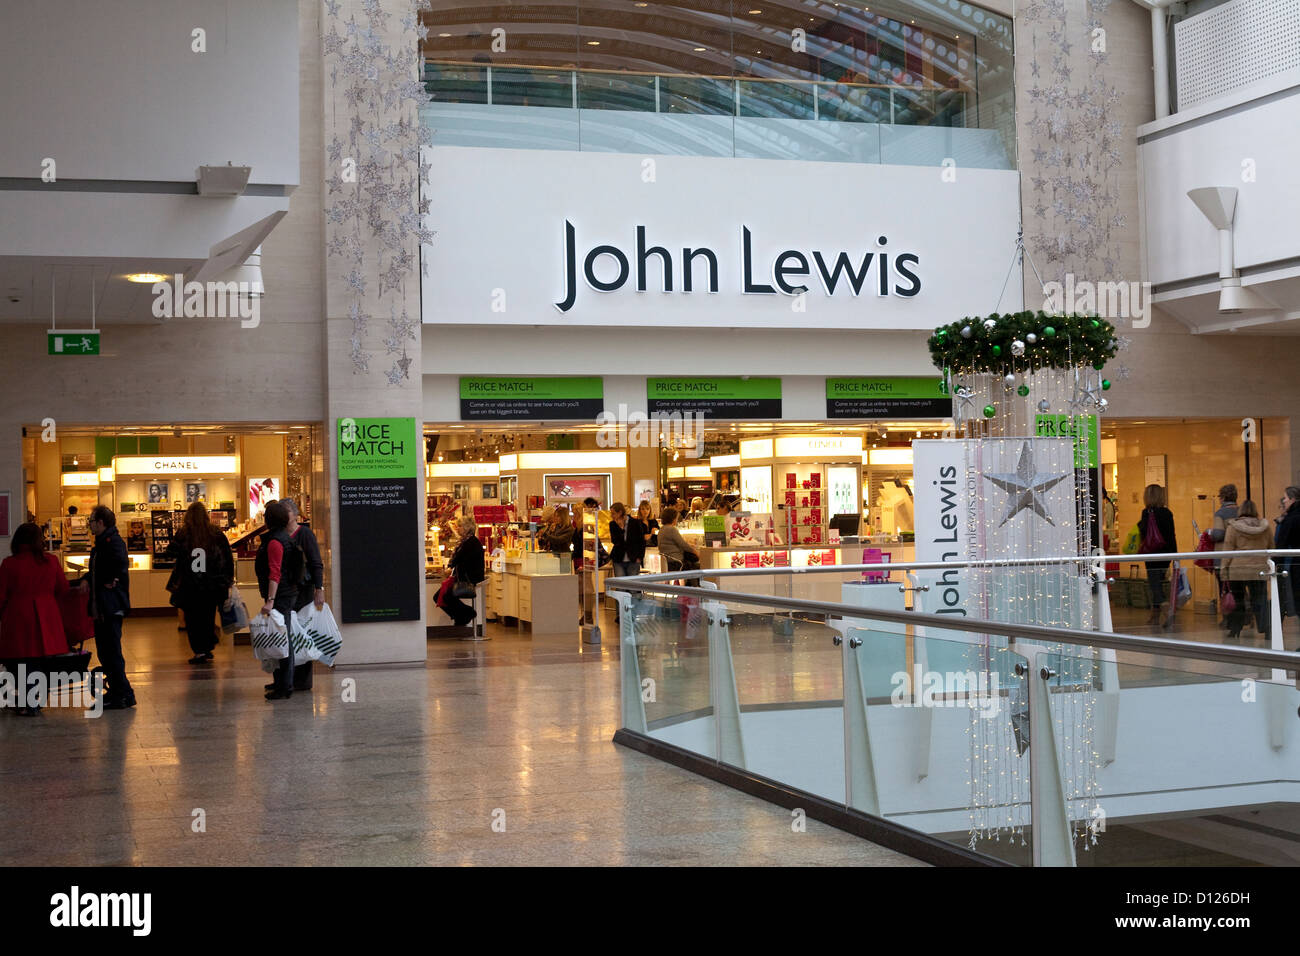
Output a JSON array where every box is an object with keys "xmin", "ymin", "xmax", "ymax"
[{"xmin": 125, "ymin": 273, "xmax": 168, "ymax": 284}]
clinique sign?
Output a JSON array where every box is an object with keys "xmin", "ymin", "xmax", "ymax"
[{"xmin": 555, "ymin": 221, "xmax": 922, "ymax": 313}]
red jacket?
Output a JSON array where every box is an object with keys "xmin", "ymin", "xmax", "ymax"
[{"xmin": 0, "ymin": 552, "xmax": 71, "ymax": 659}]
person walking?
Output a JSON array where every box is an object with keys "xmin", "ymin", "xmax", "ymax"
[
  {"xmin": 84, "ymin": 505, "xmax": 135, "ymax": 709},
  {"xmin": 1276, "ymin": 486, "xmax": 1300, "ymax": 639},
  {"xmin": 441, "ymin": 515, "xmax": 485, "ymax": 628},
  {"xmin": 608, "ymin": 502, "xmax": 646, "ymax": 580},
  {"xmin": 0, "ymin": 523, "xmax": 72, "ymax": 715},
  {"xmin": 1209, "ymin": 484, "xmax": 1239, "ymax": 628},
  {"xmin": 1139, "ymin": 484, "xmax": 1177, "ymax": 627},
  {"xmin": 281, "ymin": 498, "xmax": 324, "ymax": 691},
  {"xmin": 1220, "ymin": 501, "xmax": 1274, "ymax": 640},
  {"xmin": 257, "ymin": 500, "xmax": 304, "ymax": 701},
  {"xmin": 166, "ymin": 502, "xmax": 235, "ymax": 664}
]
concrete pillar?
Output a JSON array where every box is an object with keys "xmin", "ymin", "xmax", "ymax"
[{"xmin": 319, "ymin": 0, "xmax": 427, "ymax": 664}]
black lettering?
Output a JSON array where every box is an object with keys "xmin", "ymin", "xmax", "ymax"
[
  {"xmin": 636, "ymin": 225, "xmax": 673, "ymax": 293},
  {"xmin": 683, "ymin": 247, "xmax": 718, "ymax": 293},
  {"xmin": 894, "ymin": 253, "xmax": 921, "ymax": 297}
]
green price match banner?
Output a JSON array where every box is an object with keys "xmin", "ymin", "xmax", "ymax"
[
  {"xmin": 826, "ymin": 377, "xmax": 950, "ymax": 418},
  {"xmin": 647, "ymin": 377, "xmax": 781, "ymax": 418},
  {"xmin": 460, "ymin": 376, "xmax": 603, "ymax": 420},
  {"xmin": 337, "ymin": 417, "xmax": 422, "ymax": 624},
  {"xmin": 1035, "ymin": 414, "xmax": 1100, "ymax": 469}
]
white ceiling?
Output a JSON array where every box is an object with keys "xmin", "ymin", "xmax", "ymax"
[
  {"xmin": 1154, "ymin": 273, "xmax": 1300, "ymax": 335},
  {"xmin": 0, "ymin": 257, "xmax": 201, "ymax": 325}
]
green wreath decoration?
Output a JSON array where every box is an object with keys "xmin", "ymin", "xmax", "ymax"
[{"xmin": 928, "ymin": 311, "xmax": 1118, "ymax": 374}]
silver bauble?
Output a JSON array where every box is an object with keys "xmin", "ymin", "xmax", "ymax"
[
  {"xmin": 1098, "ymin": 398, "xmax": 1109, "ymax": 412},
  {"xmin": 960, "ymin": 325, "xmax": 972, "ymax": 339},
  {"xmin": 1026, "ymin": 333, "xmax": 1038, "ymax": 344},
  {"xmin": 1003, "ymin": 373, "xmax": 1016, "ymax": 386},
  {"xmin": 983, "ymin": 319, "xmax": 997, "ymax": 331},
  {"xmin": 1037, "ymin": 399, "xmax": 1050, "ymax": 413},
  {"xmin": 1011, "ymin": 339, "xmax": 1026, "ymax": 357}
]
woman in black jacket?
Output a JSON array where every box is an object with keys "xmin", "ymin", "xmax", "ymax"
[
  {"xmin": 166, "ymin": 502, "xmax": 235, "ymax": 664},
  {"xmin": 443, "ymin": 515, "xmax": 486, "ymax": 628},
  {"xmin": 1139, "ymin": 484, "xmax": 1178, "ymax": 627},
  {"xmin": 1276, "ymin": 487, "xmax": 1300, "ymax": 631},
  {"xmin": 83, "ymin": 505, "xmax": 135, "ymax": 709}
]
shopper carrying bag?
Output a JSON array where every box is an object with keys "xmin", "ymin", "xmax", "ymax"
[{"xmin": 1138, "ymin": 484, "xmax": 1177, "ymax": 627}]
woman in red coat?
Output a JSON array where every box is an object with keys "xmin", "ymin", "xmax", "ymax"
[{"xmin": 0, "ymin": 522, "xmax": 71, "ymax": 714}]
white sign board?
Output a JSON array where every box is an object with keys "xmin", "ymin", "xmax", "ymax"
[
  {"xmin": 422, "ymin": 146, "xmax": 1023, "ymax": 330},
  {"xmin": 912, "ymin": 438, "xmax": 1083, "ymax": 630}
]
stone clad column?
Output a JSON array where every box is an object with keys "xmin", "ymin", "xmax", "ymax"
[{"xmin": 319, "ymin": 0, "xmax": 429, "ymax": 664}]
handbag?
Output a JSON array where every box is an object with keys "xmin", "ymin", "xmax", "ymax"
[
  {"xmin": 453, "ymin": 579, "xmax": 476, "ymax": 599},
  {"xmin": 57, "ymin": 588, "xmax": 95, "ymax": 645},
  {"xmin": 1121, "ymin": 524, "xmax": 1141, "ymax": 555},
  {"xmin": 1194, "ymin": 530, "xmax": 1217, "ymax": 570},
  {"xmin": 220, "ymin": 585, "xmax": 250, "ymax": 635},
  {"xmin": 1219, "ymin": 586, "xmax": 1237, "ymax": 614},
  {"xmin": 1140, "ymin": 512, "xmax": 1166, "ymax": 553}
]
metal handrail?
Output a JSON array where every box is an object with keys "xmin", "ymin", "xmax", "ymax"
[
  {"xmin": 605, "ymin": 579, "xmax": 1300, "ymax": 670},
  {"xmin": 624, "ymin": 548, "xmax": 1300, "ymax": 585}
]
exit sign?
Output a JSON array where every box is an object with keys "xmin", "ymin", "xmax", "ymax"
[{"xmin": 48, "ymin": 330, "xmax": 100, "ymax": 355}]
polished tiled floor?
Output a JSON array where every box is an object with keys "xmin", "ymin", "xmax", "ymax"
[{"xmin": 0, "ymin": 611, "xmax": 920, "ymax": 867}]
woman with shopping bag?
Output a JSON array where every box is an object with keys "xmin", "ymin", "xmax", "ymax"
[
  {"xmin": 1138, "ymin": 484, "xmax": 1177, "ymax": 627},
  {"xmin": 0, "ymin": 523, "xmax": 72, "ymax": 715}
]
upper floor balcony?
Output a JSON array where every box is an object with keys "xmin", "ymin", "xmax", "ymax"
[{"xmin": 419, "ymin": 0, "xmax": 1016, "ymax": 170}]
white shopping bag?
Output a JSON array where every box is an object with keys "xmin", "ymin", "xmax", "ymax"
[
  {"xmin": 295, "ymin": 602, "xmax": 343, "ymax": 667},
  {"xmin": 249, "ymin": 608, "xmax": 290, "ymax": 661},
  {"xmin": 221, "ymin": 585, "xmax": 250, "ymax": 635}
]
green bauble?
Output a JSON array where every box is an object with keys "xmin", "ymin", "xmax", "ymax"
[
  {"xmin": 1093, "ymin": 360, "xmax": 1105, "ymax": 370},
  {"xmin": 983, "ymin": 404, "xmax": 997, "ymax": 418},
  {"xmin": 1090, "ymin": 319, "xmax": 1101, "ymax": 329},
  {"xmin": 1017, "ymin": 384, "xmax": 1030, "ymax": 397},
  {"xmin": 936, "ymin": 328, "xmax": 948, "ymax": 338},
  {"xmin": 991, "ymin": 345, "xmax": 1002, "ymax": 357},
  {"xmin": 1043, "ymin": 326, "xmax": 1057, "ymax": 338},
  {"xmin": 1101, "ymin": 379, "xmax": 1111, "ymax": 390}
]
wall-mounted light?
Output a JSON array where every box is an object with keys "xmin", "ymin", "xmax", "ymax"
[{"xmin": 1187, "ymin": 187, "xmax": 1275, "ymax": 314}]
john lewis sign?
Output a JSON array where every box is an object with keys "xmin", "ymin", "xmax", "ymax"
[{"xmin": 422, "ymin": 146, "xmax": 1023, "ymax": 330}]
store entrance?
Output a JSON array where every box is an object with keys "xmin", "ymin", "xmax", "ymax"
[
  {"xmin": 422, "ymin": 418, "xmax": 951, "ymax": 635},
  {"xmin": 21, "ymin": 422, "xmax": 321, "ymax": 666}
]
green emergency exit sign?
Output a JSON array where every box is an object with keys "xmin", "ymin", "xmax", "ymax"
[{"xmin": 48, "ymin": 330, "xmax": 100, "ymax": 355}]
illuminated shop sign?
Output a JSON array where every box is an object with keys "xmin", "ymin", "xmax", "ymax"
[{"xmin": 113, "ymin": 456, "xmax": 238, "ymax": 476}]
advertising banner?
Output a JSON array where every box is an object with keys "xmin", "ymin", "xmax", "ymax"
[
  {"xmin": 460, "ymin": 376, "xmax": 603, "ymax": 420},
  {"xmin": 827, "ymin": 377, "xmax": 950, "ymax": 418},
  {"xmin": 337, "ymin": 417, "xmax": 422, "ymax": 624},
  {"xmin": 647, "ymin": 377, "xmax": 781, "ymax": 418},
  {"xmin": 912, "ymin": 438, "xmax": 1082, "ymax": 631}
]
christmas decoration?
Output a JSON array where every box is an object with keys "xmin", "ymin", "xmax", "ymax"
[{"xmin": 928, "ymin": 312, "xmax": 1118, "ymax": 374}]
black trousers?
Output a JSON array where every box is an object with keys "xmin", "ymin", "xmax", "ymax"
[
  {"xmin": 94, "ymin": 614, "xmax": 133, "ymax": 702},
  {"xmin": 1226, "ymin": 579, "xmax": 1268, "ymax": 636},
  {"xmin": 181, "ymin": 594, "xmax": 220, "ymax": 655},
  {"xmin": 270, "ymin": 593, "xmax": 297, "ymax": 695}
]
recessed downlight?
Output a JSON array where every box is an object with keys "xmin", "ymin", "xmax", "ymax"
[{"xmin": 125, "ymin": 272, "xmax": 168, "ymax": 284}]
